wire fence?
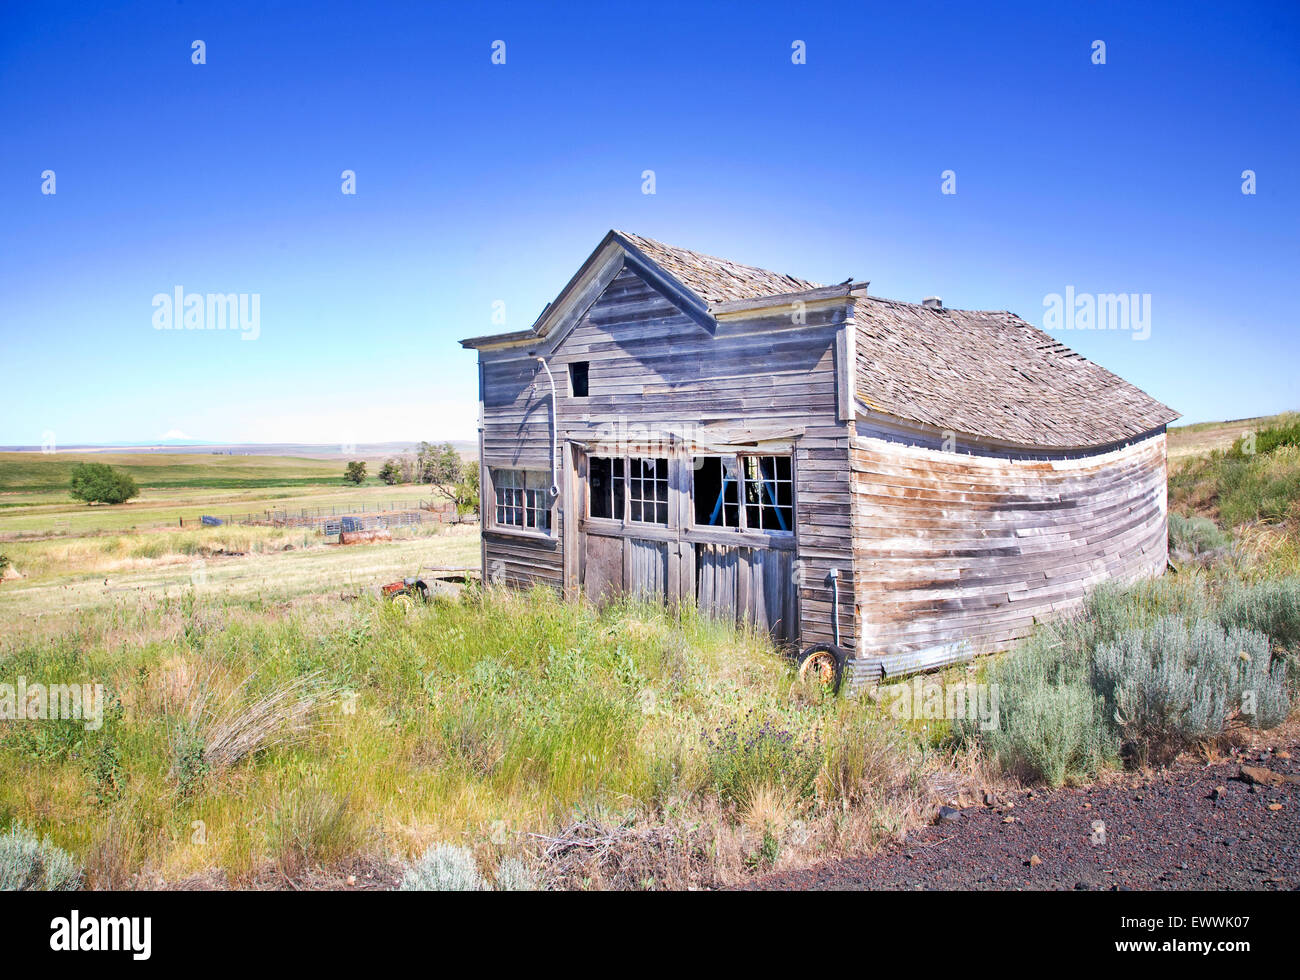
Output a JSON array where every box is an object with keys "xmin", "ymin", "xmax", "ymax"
[{"xmin": 179, "ymin": 498, "xmax": 470, "ymax": 533}]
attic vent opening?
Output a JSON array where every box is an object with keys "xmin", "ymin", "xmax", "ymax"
[
  {"xmin": 569, "ymin": 361, "xmax": 589, "ymax": 398},
  {"xmin": 922, "ymin": 296, "xmax": 943, "ymax": 309}
]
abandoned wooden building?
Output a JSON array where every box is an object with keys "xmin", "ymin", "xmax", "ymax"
[{"xmin": 460, "ymin": 231, "xmax": 1179, "ymax": 680}]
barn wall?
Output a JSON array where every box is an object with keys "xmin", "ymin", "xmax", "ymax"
[
  {"xmin": 477, "ymin": 263, "xmax": 856, "ymax": 649},
  {"xmin": 849, "ymin": 430, "xmax": 1169, "ymax": 671}
]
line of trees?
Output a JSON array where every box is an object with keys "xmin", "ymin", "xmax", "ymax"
[{"xmin": 343, "ymin": 442, "xmax": 479, "ymax": 513}]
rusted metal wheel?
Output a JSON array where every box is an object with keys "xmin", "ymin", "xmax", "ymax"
[{"xmin": 796, "ymin": 643, "xmax": 847, "ymax": 694}]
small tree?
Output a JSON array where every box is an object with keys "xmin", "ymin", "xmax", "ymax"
[
  {"xmin": 417, "ymin": 441, "xmax": 464, "ymax": 500},
  {"xmin": 0, "ymin": 554, "xmax": 9, "ymax": 576},
  {"xmin": 69, "ymin": 463, "xmax": 139, "ymax": 505},
  {"xmin": 344, "ymin": 461, "xmax": 367, "ymax": 485},
  {"xmin": 397, "ymin": 454, "xmax": 419, "ymax": 484},
  {"xmin": 454, "ymin": 465, "xmax": 480, "ymax": 515},
  {"xmin": 378, "ymin": 460, "xmax": 400, "ymax": 485}
]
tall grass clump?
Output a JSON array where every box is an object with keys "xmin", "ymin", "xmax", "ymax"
[
  {"xmin": 169, "ymin": 667, "xmax": 338, "ymax": 792},
  {"xmin": 268, "ymin": 779, "xmax": 359, "ymax": 878},
  {"xmin": 0, "ymin": 585, "xmax": 939, "ymax": 886},
  {"xmin": 1233, "ymin": 417, "xmax": 1300, "ymax": 457},
  {"xmin": 1172, "ymin": 444, "xmax": 1300, "ymax": 527},
  {"xmin": 0, "ymin": 823, "xmax": 82, "ymax": 890}
]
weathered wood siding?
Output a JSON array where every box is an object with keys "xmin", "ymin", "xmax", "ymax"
[
  {"xmin": 477, "ymin": 261, "xmax": 856, "ymax": 649},
  {"xmin": 849, "ymin": 431, "xmax": 1169, "ymax": 667}
]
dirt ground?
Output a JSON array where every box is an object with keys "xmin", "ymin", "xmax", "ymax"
[{"xmin": 756, "ymin": 740, "xmax": 1300, "ymax": 891}]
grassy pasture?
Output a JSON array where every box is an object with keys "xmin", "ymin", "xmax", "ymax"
[
  {"xmin": 1167, "ymin": 411, "xmax": 1299, "ymax": 461},
  {"xmin": 0, "ymin": 483, "xmax": 439, "ymax": 537},
  {"xmin": 0, "ymin": 451, "xmax": 350, "ymax": 493}
]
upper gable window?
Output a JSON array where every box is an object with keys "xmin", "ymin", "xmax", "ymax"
[{"xmin": 569, "ymin": 361, "xmax": 589, "ymax": 398}]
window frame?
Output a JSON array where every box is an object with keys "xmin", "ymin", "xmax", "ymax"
[
  {"xmin": 627, "ymin": 455, "xmax": 669, "ymax": 526},
  {"xmin": 689, "ymin": 452, "xmax": 794, "ymax": 536},
  {"xmin": 569, "ymin": 361, "xmax": 589, "ymax": 398},
  {"xmin": 488, "ymin": 466, "xmax": 554, "ymax": 537},
  {"xmin": 584, "ymin": 454, "xmax": 671, "ymax": 528}
]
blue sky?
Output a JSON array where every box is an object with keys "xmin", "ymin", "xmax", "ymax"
[{"xmin": 2, "ymin": 0, "xmax": 1297, "ymax": 446}]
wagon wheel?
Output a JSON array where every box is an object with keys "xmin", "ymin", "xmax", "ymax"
[
  {"xmin": 796, "ymin": 643, "xmax": 846, "ymax": 694},
  {"xmin": 390, "ymin": 591, "xmax": 416, "ymax": 615}
]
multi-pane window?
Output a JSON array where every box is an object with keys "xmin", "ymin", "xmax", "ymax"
[
  {"xmin": 693, "ymin": 454, "xmax": 792, "ymax": 533},
  {"xmin": 628, "ymin": 457, "xmax": 669, "ymax": 525},
  {"xmin": 587, "ymin": 455, "xmax": 668, "ymax": 525},
  {"xmin": 588, "ymin": 456, "xmax": 625, "ymax": 520},
  {"xmin": 742, "ymin": 455, "xmax": 793, "ymax": 531},
  {"xmin": 492, "ymin": 468, "xmax": 551, "ymax": 532}
]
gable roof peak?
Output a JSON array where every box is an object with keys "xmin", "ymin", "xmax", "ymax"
[{"xmin": 612, "ymin": 230, "xmax": 822, "ymax": 306}]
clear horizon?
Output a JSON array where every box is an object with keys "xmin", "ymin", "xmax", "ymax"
[{"xmin": 3, "ymin": 0, "xmax": 1298, "ymax": 446}]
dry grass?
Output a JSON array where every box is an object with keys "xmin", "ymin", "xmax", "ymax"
[{"xmin": 173, "ymin": 665, "xmax": 339, "ymax": 776}]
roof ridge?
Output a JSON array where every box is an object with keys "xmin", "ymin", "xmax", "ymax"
[
  {"xmin": 861, "ymin": 294, "xmax": 1018, "ymax": 317},
  {"xmin": 614, "ymin": 229, "xmax": 812, "ymax": 277}
]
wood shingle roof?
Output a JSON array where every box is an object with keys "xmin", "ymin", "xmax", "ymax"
[
  {"xmin": 614, "ymin": 231, "xmax": 821, "ymax": 305},
  {"xmin": 852, "ymin": 297, "xmax": 1178, "ymax": 449},
  {"xmin": 617, "ymin": 232, "xmax": 1177, "ymax": 450}
]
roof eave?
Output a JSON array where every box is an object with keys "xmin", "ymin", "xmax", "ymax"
[
  {"xmin": 855, "ymin": 401, "xmax": 1177, "ymax": 455},
  {"xmin": 458, "ymin": 328, "xmax": 537, "ymax": 350}
]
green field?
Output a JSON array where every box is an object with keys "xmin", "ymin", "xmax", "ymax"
[
  {"xmin": 0, "ymin": 452, "xmax": 442, "ymax": 537},
  {"xmin": 0, "ymin": 451, "xmax": 351, "ymax": 493}
]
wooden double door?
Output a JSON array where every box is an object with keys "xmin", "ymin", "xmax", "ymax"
[{"xmin": 573, "ymin": 449, "xmax": 798, "ymax": 644}]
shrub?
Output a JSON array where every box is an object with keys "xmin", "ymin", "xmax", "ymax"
[
  {"xmin": 69, "ymin": 463, "xmax": 139, "ymax": 505},
  {"xmin": 1093, "ymin": 617, "xmax": 1289, "ymax": 764},
  {"xmin": 170, "ymin": 729, "xmax": 208, "ymax": 796},
  {"xmin": 0, "ymin": 822, "xmax": 82, "ymax": 891},
  {"xmin": 378, "ymin": 460, "xmax": 400, "ymax": 485},
  {"xmin": 494, "ymin": 857, "xmax": 540, "ymax": 891},
  {"xmin": 1168, "ymin": 512, "xmax": 1232, "ymax": 565},
  {"xmin": 1219, "ymin": 577, "xmax": 1300, "ymax": 653},
  {"xmin": 970, "ymin": 576, "xmax": 1294, "ymax": 783},
  {"xmin": 399, "ymin": 843, "xmax": 485, "ymax": 891},
  {"xmin": 343, "ymin": 461, "xmax": 367, "ymax": 485},
  {"xmin": 967, "ymin": 631, "xmax": 1114, "ymax": 786},
  {"xmin": 703, "ymin": 715, "xmax": 822, "ymax": 807}
]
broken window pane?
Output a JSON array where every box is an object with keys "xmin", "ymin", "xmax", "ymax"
[
  {"xmin": 742, "ymin": 455, "xmax": 793, "ymax": 532},
  {"xmin": 692, "ymin": 456, "xmax": 740, "ymax": 528}
]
